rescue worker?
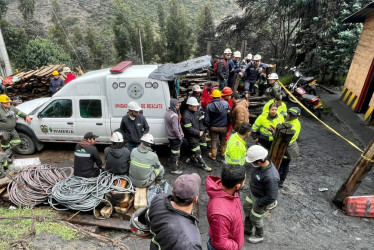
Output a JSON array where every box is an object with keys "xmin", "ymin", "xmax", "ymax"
[
  {"xmin": 182, "ymin": 97, "xmax": 211, "ymax": 172},
  {"xmin": 279, "ymin": 107, "xmax": 301, "ymax": 187},
  {"xmin": 205, "ymin": 89, "xmax": 231, "ymax": 161},
  {"xmin": 201, "ymin": 82, "xmax": 215, "ymax": 110},
  {"xmin": 62, "ymin": 67, "xmax": 77, "ymax": 84},
  {"xmin": 181, "ymin": 84, "xmax": 203, "ymax": 115},
  {"xmin": 228, "ymin": 51, "xmax": 242, "ymax": 89},
  {"xmin": 242, "ymin": 54, "xmax": 269, "ymax": 94},
  {"xmin": 221, "ymin": 87, "xmax": 234, "ymax": 110},
  {"xmin": 242, "ymin": 53, "xmax": 252, "ymax": 66},
  {"xmin": 146, "ymin": 173, "xmax": 202, "ymax": 249},
  {"xmin": 49, "ymin": 70, "xmax": 64, "ymax": 94},
  {"xmin": 244, "ymin": 145, "xmax": 279, "ymax": 244},
  {"xmin": 104, "ymin": 131, "xmax": 130, "ymax": 175},
  {"xmin": 0, "ymin": 94, "xmax": 31, "ymax": 163},
  {"xmin": 120, "ymin": 101, "xmax": 149, "ymax": 152},
  {"xmin": 262, "ymin": 96, "xmax": 288, "ymax": 119},
  {"xmin": 251, "ymin": 103, "xmax": 285, "ymax": 150},
  {"xmin": 164, "ymin": 98, "xmax": 184, "ymax": 175},
  {"xmin": 266, "ymin": 73, "xmax": 282, "ymax": 100},
  {"xmin": 129, "ymin": 133, "xmax": 164, "ymax": 188},
  {"xmin": 74, "ymin": 132, "xmax": 103, "ymax": 178},
  {"xmin": 217, "ymin": 48, "xmax": 231, "ymax": 90},
  {"xmin": 231, "ymin": 94, "xmax": 250, "ymax": 132},
  {"xmin": 224, "ymin": 123, "xmax": 251, "ymax": 166}
]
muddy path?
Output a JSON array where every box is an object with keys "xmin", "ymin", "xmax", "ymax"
[{"xmin": 15, "ymin": 93, "xmax": 374, "ymax": 250}]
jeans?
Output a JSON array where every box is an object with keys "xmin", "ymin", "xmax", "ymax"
[
  {"xmin": 127, "ymin": 142, "xmax": 140, "ymax": 152},
  {"xmin": 206, "ymin": 235, "xmax": 217, "ymax": 250}
]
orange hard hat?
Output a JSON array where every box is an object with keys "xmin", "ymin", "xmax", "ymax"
[{"xmin": 222, "ymin": 87, "xmax": 233, "ymax": 96}]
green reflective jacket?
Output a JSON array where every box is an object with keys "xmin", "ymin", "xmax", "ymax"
[
  {"xmin": 252, "ymin": 113, "xmax": 284, "ymax": 141},
  {"xmin": 224, "ymin": 133, "xmax": 247, "ymax": 165}
]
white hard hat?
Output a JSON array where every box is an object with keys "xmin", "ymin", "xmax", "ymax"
[
  {"xmin": 111, "ymin": 131, "xmax": 124, "ymax": 143},
  {"xmin": 186, "ymin": 97, "xmax": 199, "ymax": 106},
  {"xmin": 246, "ymin": 145, "xmax": 268, "ymax": 163},
  {"xmin": 268, "ymin": 73, "xmax": 279, "ymax": 80},
  {"xmin": 128, "ymin": 101, "xmax": 142, "ymax": 111},
  {"xmin": 224, "ymin": 48, "xmax": 232, "ymax": 54},
  {"xmin": 192, "ymin": 85, "xmax": 202, "ymax": 92},
  {"xmin": 62, "ymin": 67, "xmax": 71, "ymax": 73},
  {"xmin": 233, "ymin": 51, "xmax": 241, "ymax": 58},
  {"xmin": 253, "ymin": 54, "xmax": 262, "ymax": 60},
  {"xmin": 246, "ymin": 53, "xmax": 253, "ymax": 60},
  {"xmin": 141, "ymin": 133, "xmax": 154, "ymax": 144}
]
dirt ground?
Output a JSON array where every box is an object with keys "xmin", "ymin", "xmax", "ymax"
[{"xmin": 13, "ymin": 91, "xmax": 374, "ymax": 250}]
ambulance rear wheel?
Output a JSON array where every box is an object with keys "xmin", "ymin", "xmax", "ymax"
[{"xmin": 15, "ymin": 132, "xmax": 36, "ymax": 155}]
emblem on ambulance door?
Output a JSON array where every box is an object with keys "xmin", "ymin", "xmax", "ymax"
[
  {"xmin": 40, "ymin": 125, "xmax": 48, "ymax": 134},
  {"xmin": 127, "ymin": 83, "xmax": 144, "ymax": 99}
]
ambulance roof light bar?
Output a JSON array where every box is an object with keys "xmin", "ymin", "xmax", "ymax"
[{"xmin": 110, "ymin": 61, "xmax": 132, "ymax": 73}]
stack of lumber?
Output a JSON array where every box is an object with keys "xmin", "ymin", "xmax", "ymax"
[
  {"xmin": 6, "ymin": 64, "xmax": 66, "ymax": 101},
  {"xmin": 0, "ymin": 174, "xmax": 12, "ymax": 202}
]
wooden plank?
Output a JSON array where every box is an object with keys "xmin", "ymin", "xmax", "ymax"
[
  {"xmin": 0, "ymin": 187, "xmax": 6, "ymax": 196},
  {"xmin": 67, "ymin": 213, "xmax": 131, "ymax": 231},
  {"xmin": 134, "ymin": 187, "xmax": 147, "ymax": 209},
  {"xmin": 0, "ymin": 176, "xmax": 11, "ymax": 188}
]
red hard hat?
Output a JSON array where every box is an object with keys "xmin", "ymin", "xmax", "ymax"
[{"xmin": 222, "ymin": 87, "xmax": 233, "ymax": 96}]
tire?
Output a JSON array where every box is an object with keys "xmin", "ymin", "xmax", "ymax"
[
  {"xmin": 287, "ymin": 93, "xmax": 298, "ymax": 103},
  {"xmin": 14, "ymin": 132, "xmax": 36, "ymax": 155},
  {"xmin": 315, "ymin": 109, "xmax": 322, "ymax": 119}
]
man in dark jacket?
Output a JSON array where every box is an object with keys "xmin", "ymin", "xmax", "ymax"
[
  {"xmin": 74, "ymin": 132, "xmax": 103, "ymax": 178},
  {"xmin": 242, "ymin": 54, "xmax": 269, "ymax": 94},
  {"xmin": 244, "ymin": 145, "xmax": 279, "ymax": 244},
  {"xmin": 164, "ymin": 98, "xmax": 184, "ymax": 175},
  {"xmin": 205, "ymin": 89, "xmax": 231, "ymax": 161},
  {"xmin": 147, "ymin": 173, "xmax": 202, "ymax": 250},
  {"xmin": 120, "ymin": 101, "xmax": 149, "ymax": 152},
  {"xmin": 104, "ymin": 131, "xmax": 130, "ymax": 175},
  {"xmin": 228, "ymin": 51, "xmax": 242, "ymax": 89},
  {"xmin": 182, "ymin": 97, "xmax": 211, "ymax": 172},
  {"xmin": 217, "ymin": 48, "xmax": 231, "ymax": 90}
]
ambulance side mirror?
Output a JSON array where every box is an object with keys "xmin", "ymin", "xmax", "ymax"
[{"xmin": 37, "ymin": 112, "xmax": 43, "ymax": 119}]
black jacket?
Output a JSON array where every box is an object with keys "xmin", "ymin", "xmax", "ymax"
[
  {"xmin": 205, "ymin": 99, "xmax": 231, "ymax": 127},
  {"xmin": 104, "ymin": 146, "xmax": 130, "ymax": 175},
  {"xmin": 147, "ymin": 194, "xmax": 202, "ymax": 250},
  {"xmin": 250, "ymin": 161, "xmax": 280, "ymax": 208},
  {"xmin": 74, "ymin": 140, "xmax": 102, "ymax": 178},
  {"xmin": 120, "ymin": 113, "xmax": 150, "ymax": 144},
  {"xmin": 182, "ymin": 109, "xmax": 205, "ymax": 139},
  {"xmin": 217, "ymin": 58, "xmax": 229, "ymax": 81}
]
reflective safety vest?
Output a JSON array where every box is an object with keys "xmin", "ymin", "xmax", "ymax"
[
  {"xmin": 224, "ymin": 133, "xmax": 247, "ymax": 165},
  {"xmin": 262, "ymin": 99, "xmax": 288, "ymax": 119},
  {"xmin": 287, "ymin": 118, "xmax": 301, "ymax": 144},
  {"xmin": 252, "ymin": 113, "xmax": 285, "ymax": 141}
]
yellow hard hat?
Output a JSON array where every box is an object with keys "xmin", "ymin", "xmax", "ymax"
[
  {"xmin": 211, "ymin": 89, "xmax": 222, "ymax": 98},
  {"xmin": 52, "ymin": 70, "xmax": 59, "ymax": 76},
  {"xmin": 0, "ymin": 94, "xmax": 11, "ymax": 103}
]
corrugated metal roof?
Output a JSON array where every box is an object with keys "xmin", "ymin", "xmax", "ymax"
[{"xmin": 344, "ymin": 2, "xmax": 374, "ymax": 23}]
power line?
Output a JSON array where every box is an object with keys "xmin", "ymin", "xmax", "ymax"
[{"xmin": 47, "ymin": 0, "xmax": 85, "ymax": 71}]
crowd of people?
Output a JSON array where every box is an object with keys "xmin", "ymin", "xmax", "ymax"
[{"xmin": 70, "ymin": 48, "xmax": 302, "ymax": 249}]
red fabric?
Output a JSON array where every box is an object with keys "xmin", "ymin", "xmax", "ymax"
[
  {"xmin": 201, "ymin": 87, "xmax": 214, "ymax": 108},
  {"xmin": 225, "ymin": 99, "xmax": 233, "ymax": 140},
  {"xmin": 65, "ymin": 73, "xmax": 77, "ymax": 84},
  {"xmin": 206, "ymin": 176, "xmax": 244, "ymax": 250}
]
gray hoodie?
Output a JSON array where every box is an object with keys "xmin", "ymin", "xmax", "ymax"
[
  {"xmin": 104, "ymin": 145, "xmax": 130, "ymax": 175},
  {"xmin": 164, "ymin": 99, "xmax": 184, "ymax": 139}
]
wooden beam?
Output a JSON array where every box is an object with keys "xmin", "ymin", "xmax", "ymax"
[
  {"xmin": 66, "ymin": 213, "xmax": 131, "ymax": 231},
  {"xmin": 269, "ymin": 123, "xmax": 295, "ymax": 170},
  {"xmin": 333, "ymin": 138, "xmax": 374, "ymax": 207}
]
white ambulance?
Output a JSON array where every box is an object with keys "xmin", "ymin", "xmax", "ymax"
[{"xmin": 14, "ymin": 57, "xmax": 211, "ymax": 154}]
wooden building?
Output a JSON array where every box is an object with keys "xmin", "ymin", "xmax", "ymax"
[{"xmin": 343, "ymin": 2, "xmax": 374, "ymax": 125}]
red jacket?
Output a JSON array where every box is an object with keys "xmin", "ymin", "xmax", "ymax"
[
  {"xmin": 65, "ymin": 73, "xmax": 77, "ymax": 84},
  {"xmin": 206, "ymin": 175, "xmax": 244, "ymax": 250},
  {"xmin": 201, "ymin": 87, "xmax": 214, "ymax": 108}
]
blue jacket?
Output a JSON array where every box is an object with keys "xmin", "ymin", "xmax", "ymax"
[
  {"xmin": 228, "ymin": 60, "xmax": 242, "ymax": 85},
  {"xmin": 205, "ymin": 99, "xmax": 231, "ymax": 127},
  {"xmin": 242, "ymin": 62, "xmax": 269, "ymax": 82},
  {"xmin": 50, "ymin": 78, "xmax": 65, "ymax": 93}
]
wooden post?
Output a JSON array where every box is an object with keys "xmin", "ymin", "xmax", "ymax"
[
  {"xmin": 269, "ymin": 123, "xmax": 295, "ymax": 170},
  {"xmin": 240, "ymin": 40, "xmax": 247, "ymax": 60},
  {"xmin": 333, "ymin": 138, "xmax": 374, "ymax": 208},
  {"xmin": 206, "ymin": 41, "xmax": 212, "ymax": 55},
  {"xmin": 233, "ymin": 74, "xmax": 241, "ymax": 93}
]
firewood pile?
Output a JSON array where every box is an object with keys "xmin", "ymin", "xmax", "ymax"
[{"xmin": 6, "ymin": 64, "xmax": 66, "ymax": 101}]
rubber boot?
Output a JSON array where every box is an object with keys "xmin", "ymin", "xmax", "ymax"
[
  {"xmin": 208, "ymin": 148, "xmax": 217, "ymax": 160},
  {"xmin": 279, "ymin": 173, "xmax": 287, "ymax": 188},
  {"xmin": 205, "ymin": 133, "xmax": 211, "ymax": 142},
  {"xmin": 4, "ymin": 148, "xmax": 13, "ymax": 164},
  {"xmin": 197, "ymin": 155, "xmax": 212, "ymax": 172},
  {"xmin": 170, "ymin": 161, "xmax": 183, "ymax": 175},
  {"xmin": 220, "ymin": 143, "xmax": 227, "ymax": 157},
  {"xmin": 247, "ymin": 227, "xmax": 264, "ymax": 244}
]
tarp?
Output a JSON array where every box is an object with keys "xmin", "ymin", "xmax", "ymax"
[{"xmin": 148, "ymin": 55, "xmax": 212, "ymax": 81}]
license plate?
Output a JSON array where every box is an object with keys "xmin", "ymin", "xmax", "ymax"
[
  {"xmin": 314, "ymin": 102, "xmax": 322, "ymax": 109},
  {"xmin": 309, "ymin": 80, "xmax": 316, "ymax": 86}
]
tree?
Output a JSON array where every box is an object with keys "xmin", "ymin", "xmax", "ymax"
[
  {"xmin": 195, "ymin": 1, "xmax": 215, "ymax": 56},
  {"xmin": 48, "ymin": 0, "xmax": 69, "ymax": 52},
  {"xmin": 143, "ymin": 18, "xmax": 155, "ymax": 63},
  {"xmin": 0, "ymin": 0, "xmax": 7, "ymax": 21},
  {"xmin": 18, "ymin": 0, "xmax": 35, "ymax": 20},
  {"xmin": 156, "ymin": 0, "xmax": 166, "ymax": 62},
  {"xmin": 22, "ymin": 37, "xmax": 71, "ymax": 69},
  {"xmin": 165, "ymin": 0, "xmax": 193, "ymax": 62}
]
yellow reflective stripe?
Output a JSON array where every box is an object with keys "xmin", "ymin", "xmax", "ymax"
[
  {"xmin": 251, "ymin": 208, "xmax": 264, "ymax": 218},
  {"xmin": 154, "ymin": 168, "xmax": 160, "ymax": 175},
  {"xmin": 191, "ymin": 145, "xmax": 200, "ymax": 152},
  {"xmin": 199, "ymin": 116, "xmax": 203, "ymax": 120},
  {"xmin": 16, "ymin": 111, "xmax": 23, "ymax": 115},
  {"xmin": 1, "ymin": 144, "xmax": 10, "ymax": 148},
  {"xmin": 184, "ymin": 123, "xmax": 192, "ymax": 128},
  {"xmin": 171, "ymin": 149, "xmax": 180, "ymax": 154},
  {"xmin": 131, "ymin": 160, "xmax": 151, "ymax": 168},
  {"xmin": 10, "ymin": 140, "xmax": 21, "ymax": 144},
  {"xmin": 246, "ymin": 196, "xmax": 253, "ymax": 204},
  {"xmin": 199, "ymin": 142, "xmax": 207, "ymax": 146}
]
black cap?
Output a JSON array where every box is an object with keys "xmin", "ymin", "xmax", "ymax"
[
  {"xmin": 238, "ymin": 123, "xmax": 251, "ymax": 135},
  {"xmin": 84, "ymin": 132, "xmax": 99, "ymax": 139}
]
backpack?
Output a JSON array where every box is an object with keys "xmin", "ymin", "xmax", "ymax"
[{"xmin": 213, "ymin": 59, "xmax": 227, "ymax": 76}]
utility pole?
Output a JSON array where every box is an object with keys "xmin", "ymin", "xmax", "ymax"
[
  {"xmin": 0, "ymin": 28, "xmax": 12, "ymax": 77},
  {"xmin": 139, "ymin": 29, "xmax": 144, "ymax": 65},
  {"xmin": 206, "ymin": 41, "xmax": 212, "ymax": 55}
]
